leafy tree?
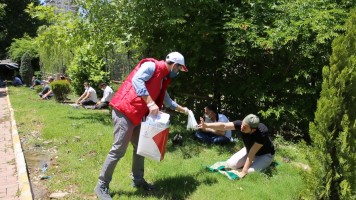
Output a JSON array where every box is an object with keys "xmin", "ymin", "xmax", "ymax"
[
  {"xmin": 221, "ymin": 0, "xmax": 351, "ymax": 140},
  {"xmin": 120, "ymin": 0, "xmax": 239, "ymax": 114},
  {"xmin": 28, "ymin": 1, "xmax": 128, "ymax": 93},
  {"xmin": 0, "ymin": 3, "xmax": 4, "ymax": 17},
  {"xmin": 27, "ymin": 0, "xmax": 352, "ymax": 143},
  {"xmin": 306, "ymin": 8, "xmax": 356, "ymax": 200},
  {"xmin": 0, "ymin": 0, "xmax": 42, "ymax": 58},
  {"xmin": 19, "ymin": 52, "xmax": 33, "ymax": 85},
  {"xmin": 118, "ymin": 0, "xmax": 352, "ymax": 141},
  {"xmin": 67, "ymin": 45, "xmax": 109, "ymax": 95},
  {"xmin": 73, "ymin": 0, "xmax": 131, "ymax": 83},
  {"xmin": 26, "ymin": 4, "xmax": 78, "ymax": 74},
  {"xmin": 8, "ymin": 35, "xmax": 38, "ymax": 63},
  {"xmin": 0, "ymin": 3, "xmax": 5, "ymax": 40}
]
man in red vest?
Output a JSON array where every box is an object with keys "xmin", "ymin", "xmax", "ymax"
[{"xmin": 95, "ymin": 52, "xmax": 190, "ymax": 200}]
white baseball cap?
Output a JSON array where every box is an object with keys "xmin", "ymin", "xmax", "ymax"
[{"xmin": 166, "ymin": 52, "xmax": 188, "ymax": 72}]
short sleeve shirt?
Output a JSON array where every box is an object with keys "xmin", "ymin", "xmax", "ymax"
[
  {"xmin": 86, "ymin": 87, "xmax": 97, "ymax": 102},
  {"xmin": 101, "ymin": 86, "xmax": 114, "ymax": 102},
  {"xmin": 233, "ymin": 120, "xmax": 275, "ymax": 156},
  {"xmin": 218, "ymin": 114, "xmax": 232, "ymax": 139}
]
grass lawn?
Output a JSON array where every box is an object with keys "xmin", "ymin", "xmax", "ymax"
[{"xmin": 8, "ymin": 86, "xmax": 308, "ymax": 200}]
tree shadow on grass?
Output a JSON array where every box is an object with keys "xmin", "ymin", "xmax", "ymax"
[
  {"xmin": 111, "ymin": 172, "xmax": 218, "ymax": 200},
  {"xmin": 67, "ymin": 111, "xmax": 112, "ymax": 126}
]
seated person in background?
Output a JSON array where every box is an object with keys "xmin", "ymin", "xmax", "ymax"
[
  {"xmin": 76, "ymin": 82, "xmax": 97, "ymax": 106},
  {"xmin": 39, "ymin": 76, "xmax": 54, "ymax": 99},
  {"xmin": 194, "ymin": 104, "xmax": 232, "ymax": 145},
  {"xmin": 94, "ymin": 82, "xmax": 113, "ymax": 109},
  {"xmin": 13, "ymin": 76, "xmax": 23, "ymax": 86},
  {"xmin": 30, "ymin": 76, "xmax": 41, "ymax": 89},
  {"xmin": 198, "ymin": 114, "xmax": 275, "ymax": 178}
]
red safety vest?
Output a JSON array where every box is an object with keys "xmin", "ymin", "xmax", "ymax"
[{"xmin": 110, "ymin": 58, "xmax": 171, "ymax": 125}]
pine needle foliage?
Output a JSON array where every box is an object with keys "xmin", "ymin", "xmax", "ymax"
[{"xmin": 306, "ymin": 8, "xmax": 356, "ymax": 200}]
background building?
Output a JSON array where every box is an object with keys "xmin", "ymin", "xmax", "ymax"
[{"xmin": 45, "ymin": 0, "xmax": 77, "ymax": 12}]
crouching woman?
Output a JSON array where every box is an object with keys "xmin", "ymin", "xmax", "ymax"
[{"xmin": 199, "ymin": 114, "xmax": 275, "ymax": 178}]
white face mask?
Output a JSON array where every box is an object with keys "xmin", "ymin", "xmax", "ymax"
[
  {"xmin": 84, "ymin": 86, "xmax": 88, "ymax": 90},
  {"xmin": 204, "ymin": 114, "xmax": 213, "ymax": 123}
]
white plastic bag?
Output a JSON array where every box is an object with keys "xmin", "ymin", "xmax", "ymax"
[
  {"xmin": 186, "ymin": 110, "xmax": 198, "ymax": 130},
  {"xmin": 146, "ymin": 112, "xmax": 170, "ymax": 129},
  {"xmin": 137, "ymin": 112, "xmax": 170, "ymax": 162}
]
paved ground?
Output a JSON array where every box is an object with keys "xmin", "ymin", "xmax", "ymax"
[
  {"xmin": 0, "ymin": 86, "xmax": 19, "ymax": 199},
  {"xmin": 0, "ymin": 86, "xmax": 32, "ymax": 200}
]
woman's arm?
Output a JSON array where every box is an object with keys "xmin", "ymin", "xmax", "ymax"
[
  {"xmin": 42, "ymin": 90, "xmax": 52, "ymax": 99},
  {"xmin": 76, "ymin": 92, "xmax": 86, "ymax": 103},
  {"xmin": 203, "ymin": 128, "xmax": 226, "ymax": 136},
  {"xmin": 82, "ymin": 92, "xmax": 90, "ymax": 102},
  {"xmin": 198, "ymin": 117, "xmax": 236, "ymax": 131}
]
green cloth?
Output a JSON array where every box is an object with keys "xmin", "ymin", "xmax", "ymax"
[
  {"xmin": 207, "ymin": 161, "xmax": 240, "ymax": 180},
  {"xmin": 207, "ymin": 161, "xmax": 280, "ymax": 180}
]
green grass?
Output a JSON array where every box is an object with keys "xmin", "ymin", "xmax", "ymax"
[{"xmin": 9, "ymin": 86, "xmax": 308, "ymax": 200}]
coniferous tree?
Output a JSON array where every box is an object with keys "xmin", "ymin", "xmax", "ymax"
[
  {"xmin": 306, "ymin": 8, "xmax": 356, "ymax": 200},
  {"xmin": 19, "ymin": 52, "xmax": 33, "ymax": 86}
]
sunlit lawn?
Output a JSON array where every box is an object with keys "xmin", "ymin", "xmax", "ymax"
[{"xmin": 9, "ymin": 86, "xmax": 307, "ymax": 200}]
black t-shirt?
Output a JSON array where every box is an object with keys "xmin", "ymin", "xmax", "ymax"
[{"xmin": 233, "ymin": 120, "xmax": 275, "ymax": 156}]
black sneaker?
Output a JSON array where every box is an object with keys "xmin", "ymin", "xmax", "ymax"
[
  {"xmin": 131, "ymin": 179, "xmax": 156, "ymax": 191},
  {"xmin": 94, "ymin": 183, "xmax": 112, "ymax": 200},
  {"xmin": 172, "ymin": 134, "xmax": 183, "ymax": 146}
]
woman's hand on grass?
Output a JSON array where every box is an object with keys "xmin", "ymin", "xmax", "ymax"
[{"xmin": 235, "ymin": 171, "xmax": 247, "ymax": 178}]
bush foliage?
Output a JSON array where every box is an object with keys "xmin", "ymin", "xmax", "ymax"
[
  {"xmin": 19, "ymin": 52, "xmax": 33, "ymax": 86},
  {"xmin": 26, "ymin": 0, "xmax": 354, "ymax": 142},
  {"xmin": 67, "ymin": 46, "xmax": 110, "ymax": 95},
  {"xmin": 51, "ymin": 80, "xmax": 71, "ymax": 102}
]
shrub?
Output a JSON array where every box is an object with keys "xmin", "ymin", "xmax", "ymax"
[
  {"xmin": 51, "ymin": 80, "xmax": 71, "ymax": 102},
  {"xmin": 19, "ymin": 52, "xmax": 33, "ymax": 86},
  {"xmin": 67, "ymin": 45, "xmax": 109, "ymax": 95},
  {"xmin": 304, "ymin": 8, "xmax": 356, "ymax": 200}
]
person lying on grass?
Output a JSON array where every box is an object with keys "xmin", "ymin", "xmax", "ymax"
[{"xmin": 198, "ymin": 114, "xmax": 275, "ymax": 178}]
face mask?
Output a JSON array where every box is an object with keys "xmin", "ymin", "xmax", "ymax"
[
  {"xmin": 169, "ymin": 64, "xmax": 180, "ymax": 78},
  {"xmin": 84, "ymin": 86, "xmax": 88, "ymax": 90},
  {"xmin": 204, "ymin": 114, "xmax": 212, "ymax": 123}
]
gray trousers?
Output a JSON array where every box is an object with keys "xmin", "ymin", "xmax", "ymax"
[
  {"xmin": 98, "ymin": 109, "xmax": 144, "ymax": 186},
  {"xmin": 226, "ymin": 147, "xmax": 274, "ymax": 173}
]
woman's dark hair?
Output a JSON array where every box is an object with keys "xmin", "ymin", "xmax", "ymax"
[
  {"xmin": 99, "ymin": 82, "xmax": 107, "ymax": 87},
  {"xmin": 206, "ymin": 104, "xmax": 219, "ymax": 121}
]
